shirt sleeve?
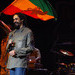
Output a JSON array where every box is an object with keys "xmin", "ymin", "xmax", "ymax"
[{"xmin": 6, "ymin": 32, "xmax": 13, "ymax": 52}]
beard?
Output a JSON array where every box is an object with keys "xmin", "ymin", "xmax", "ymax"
[{"xmin": 14, "ymin": 22, "xmax": 20, "ymax": 29}]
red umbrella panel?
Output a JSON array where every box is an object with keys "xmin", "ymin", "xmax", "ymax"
[{"xmin": 2, "ymin": 0, "xmax": 57, "ymax": 21}]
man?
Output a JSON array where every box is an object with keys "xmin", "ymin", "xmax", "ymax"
[{"xmin": 6, "ymin": 13, "xmax": 34, "ymax": 75}]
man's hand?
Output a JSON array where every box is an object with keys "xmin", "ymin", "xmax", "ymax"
[
  {"xmin": 9, "ymin": 50, "xmax": 15, "ymax": 56},
  {"xmin": 8, "ymin": 39, "xmax": 12, "ymax": 44}
]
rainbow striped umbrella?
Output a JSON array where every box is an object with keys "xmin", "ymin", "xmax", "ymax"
[{"xmin": 2, "ymin": 0, "xmax": 57, "ymax": 21}]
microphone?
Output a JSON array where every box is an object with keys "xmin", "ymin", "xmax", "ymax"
[{"xmin": 7, "ymin": 42, "xmax": 15, "ymax": 52}]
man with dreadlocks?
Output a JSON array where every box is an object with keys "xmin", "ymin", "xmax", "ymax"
[{"xmin": 6, "ymin": 13, "xmax": 34, "ymax": 75}]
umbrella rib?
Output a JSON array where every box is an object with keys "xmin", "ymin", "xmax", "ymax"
[
  {"xmin": 38, "ymin": 0, "xmax": 46, "ymax": 11},
  {"xmin": 44, "ymin": 0, "xmax": 57, "ymax": 17}
]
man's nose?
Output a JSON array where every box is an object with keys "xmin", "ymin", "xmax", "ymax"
[{"xmin": 13, "ymin": 19, "xmax": 16, "ymax": 23}]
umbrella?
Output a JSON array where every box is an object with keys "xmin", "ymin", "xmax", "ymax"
[{"xmin": 2, "ymin": 0, "xmax": 57, "ymax": 21}]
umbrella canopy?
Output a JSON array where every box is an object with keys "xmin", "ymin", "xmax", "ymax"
[{"xmin": 2, "ymin": 0, "xmax": 57, "ymax": 21}]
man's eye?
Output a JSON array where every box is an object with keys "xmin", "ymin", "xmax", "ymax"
[{"xmin": 13, "ymin": 18, "xmax": 18, "ymax": 20}]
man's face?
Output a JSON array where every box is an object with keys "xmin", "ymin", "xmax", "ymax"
[{"xmin": 13, "ymin": 14, "xmax": 21, "ymax": 29}]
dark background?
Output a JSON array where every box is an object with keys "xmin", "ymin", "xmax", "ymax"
[{"xmin": 0, "ymin": 0, "xmax": 75, "ymax": 71}]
